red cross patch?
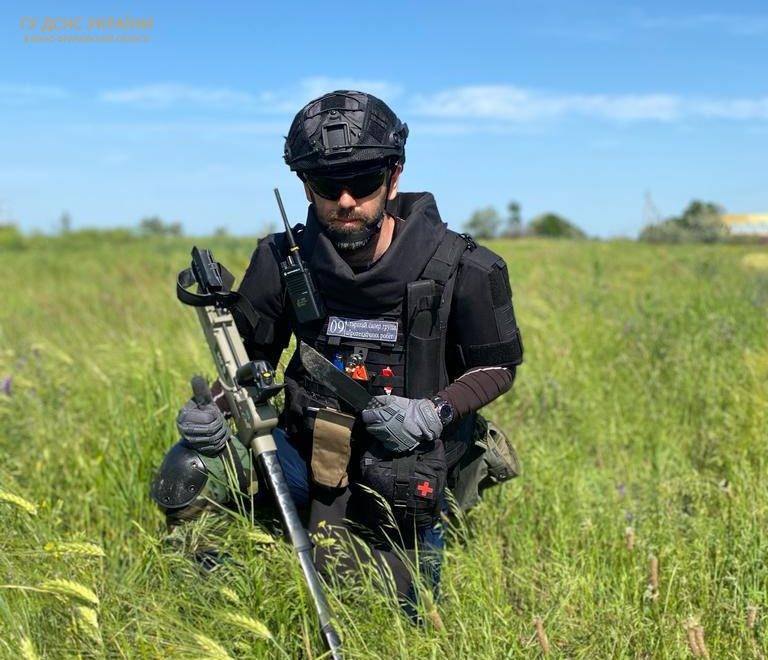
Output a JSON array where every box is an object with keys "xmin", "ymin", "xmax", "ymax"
[{"xmin": 416, "ymin": 480, "xmax": 434, "ymax": 498}]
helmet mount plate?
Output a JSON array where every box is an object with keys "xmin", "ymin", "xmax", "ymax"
[{"xmin": 321, "ymin": 121, "xmax": 353, "ymax": 156}]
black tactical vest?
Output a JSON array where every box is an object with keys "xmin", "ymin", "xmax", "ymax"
[{"xmin": 280, "ymin": 194, "xmax": 474, "ymax": 441}]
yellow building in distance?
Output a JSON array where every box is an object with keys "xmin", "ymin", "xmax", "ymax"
[{"xmin": 721, "ymin": 214, "xmax": 768, "ymax": 236}]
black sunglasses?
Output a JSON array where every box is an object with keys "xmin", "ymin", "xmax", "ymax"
[{"xmin": 304, "ymin": 168, "xmax": 389, "ymax": 201}]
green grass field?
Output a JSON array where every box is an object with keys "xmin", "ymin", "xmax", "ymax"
[{"xmin": 1, "ymin": 235, "xmax": 766, "ymax": 658}]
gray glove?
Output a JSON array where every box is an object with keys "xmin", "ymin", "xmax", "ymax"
[
  {"xmin": 176, "ymin": 377, "xmax": 230, "ymax": 456},
  {"xmin": 361, "ymin": 395, "xmax": 443, "ymax": 454}
]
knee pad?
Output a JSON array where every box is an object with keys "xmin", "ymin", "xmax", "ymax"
[{"xmin": 151, "ymin": 438, "xmax": 254, "ymax": 520}]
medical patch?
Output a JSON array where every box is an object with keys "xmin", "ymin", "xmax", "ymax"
[{"xmin": 327, "ymin": 316, "xmax": 398, "ymax": 343}]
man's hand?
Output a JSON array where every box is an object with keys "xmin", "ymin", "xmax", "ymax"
[
  {"xmin": 361, "ymin": 395, "xmax": 443, "ymax": 454},
  {"xmin": 176, "ymin": 377, "xmax": 231, "ymax": 456}
]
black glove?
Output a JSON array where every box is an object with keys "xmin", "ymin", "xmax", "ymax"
[
  {"xmin": 176, "ymin": 376, "xmax": 230, "ymax": 456},
  {"xmin": 361, "ymin": 395, "xmax": 443, "ymax": 454}
]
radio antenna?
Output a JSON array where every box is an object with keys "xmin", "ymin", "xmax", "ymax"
[{"xmin": 274, "ymin": 188, "xmax": 299, "ymax": 255}]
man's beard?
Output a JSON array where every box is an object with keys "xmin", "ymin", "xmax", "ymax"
[{"xmin": 318, "ymin": 201, "xmax": 386, "ymax": 251}]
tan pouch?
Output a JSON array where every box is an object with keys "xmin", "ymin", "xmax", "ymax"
[{"xmin": 311, "ymin": 408, "xmax": 355, "ymax": 488}]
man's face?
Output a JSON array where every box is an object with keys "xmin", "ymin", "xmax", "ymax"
[{"xmin": 303, "ymin": 165, "xmax": 402, "ymax": 240}]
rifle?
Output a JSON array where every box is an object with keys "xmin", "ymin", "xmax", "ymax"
[{"xmin": 176, "ymin": 246, "xmax": 343, "ymax": 659}]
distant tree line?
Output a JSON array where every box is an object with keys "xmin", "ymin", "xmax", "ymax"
[
  {"xmin": 57, "ymin": 213, "xmax": 265, "ymax": 239},
  {"xmin": 2, "ymin": 213, "xmax": 187, "ymax": 249},
  {"xmin": 57, "ymin": 212, "xmax": 185, "ymax": 238},
  {"xmin": 137, "ymin": 215, "xmax": 183, "ymax": 237},
  {"xmin": 0, "ymin": 200, "xmax": 740, "ymax": 249},
  {"xmin": 639, "ymin": 200, "xmax": 729, "ymax": 243},
  {"xmin": 463, "ymin": 201, "xmax": 587, "ymax": 239},
  {"xmin": 464, "ymin": 198, "xmax": 737, "ymax": 244},
  {"xmin": 0, "ymin": 212, "xmax": 282, "ymax": 250}
]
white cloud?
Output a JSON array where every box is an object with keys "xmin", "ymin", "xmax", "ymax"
[
  {"xmin": 68, "ymin": 79, "xmax": 768, "ymax": 126},
  {"xmin": 412, "ymin": 85, "xmax": 768, "ymax": 124},
  {"xmin": 530, "ymin": 12, "xmax": 768, "ymax": 43},
  {"xmin": 100, "ymin": 83, "xmax": 257, "ymax": 108},
  {"xmin": 247, "ymin": 77, "xmax": 403, "ymax": 114},
  {"xmin": 297, "ymin": 77, "xmax": 402, "ymax": 104},
  {"xmin": 567, "ymin": 94, "xmax": 682, "ymax": 121},
  {"xmin": 637, "ymin": 12, "xmax": 768, "ymax": 37},
  {"xmin": 411, "ymin": 86, "xmax": 683, "ymax": 122},
  {"xmin": 63, "ymin": 120, "xmax": 287, "ymax": 140},
  {"xmin": 694, "ymin": 98, "xmax": 768, "ymax": 121},
  {"xmin": 0, "ymin": 84, "xmax": 69, "ymax": 105},
  {"xmin": 101, "ymin": 151, "xmax": 131, "ymax": 166},
  {"xmin": 98, "ymin": 78, "xmax": 401, "ymax": 111}
]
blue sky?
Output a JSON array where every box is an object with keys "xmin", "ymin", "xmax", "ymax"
[{"xmin": 1, "ymin": 1, "xmax": 766, "ymax": 237}]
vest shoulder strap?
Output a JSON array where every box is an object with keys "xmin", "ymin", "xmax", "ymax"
[
  {"xmin": 405, "ymin": 231, "xmax": 475, "ymax": 398},
  {"xmin": 420, "ymin": 231, "xmax": 473, "ymax": 286}
]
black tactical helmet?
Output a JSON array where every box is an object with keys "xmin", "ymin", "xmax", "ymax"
[{"xmin": 284, "ymin": 90, "xmax": 408, "ymax": 175}]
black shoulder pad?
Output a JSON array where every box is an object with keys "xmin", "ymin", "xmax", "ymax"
[
  {"xmin": 460, "ymin": 245, "xmax": 506, "ymax": 272},
  {"xmin": 150, "ymin": 442, "xmax": 208, "ymax": 510},
  {"xmin": 453, "ymin": 245, "xmax": 521, "ymax": 369},
  {"xmin": 460, "ymin": 246, "xmax": 513, "ymax": 303}
]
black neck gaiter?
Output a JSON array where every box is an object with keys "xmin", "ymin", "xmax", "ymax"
[{"xmin": 302, "ymin": 192, "xmax": 448, "ymax": 314}]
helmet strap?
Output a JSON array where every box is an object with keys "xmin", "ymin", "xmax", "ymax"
[{"xmin": 383, "ymin": 160, "xmax": 399, "ymax": 214}]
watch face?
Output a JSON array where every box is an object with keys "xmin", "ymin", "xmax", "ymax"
[{"xmin": 438, "ymin": 401, "xmax": 453, "ymax": 424}]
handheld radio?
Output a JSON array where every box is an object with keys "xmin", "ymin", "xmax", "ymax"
[{"xmin": 274, "ymin": 188, "xmax": 325, "ymax": 324}]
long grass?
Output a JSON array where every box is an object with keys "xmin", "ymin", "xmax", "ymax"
[{"xmin": 0, "ymin": 235, "xmax": 766, "ymax": 657}]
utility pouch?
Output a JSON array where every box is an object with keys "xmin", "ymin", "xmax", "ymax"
[
  {"xmin": 311, "ymin": 408, "xmax": 355, "ymax": 489},
  {"xmin": 359, "ymin": 440, "xmax": 447, "ymax": 530},
  {"xmin": 450, "ymin": 415, "xmax": 520, "ymax": 513}
]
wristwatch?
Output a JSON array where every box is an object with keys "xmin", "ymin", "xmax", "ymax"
[{"xmin": 430, "ymin": 395, "xmax": 455, "ymax": 426}]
